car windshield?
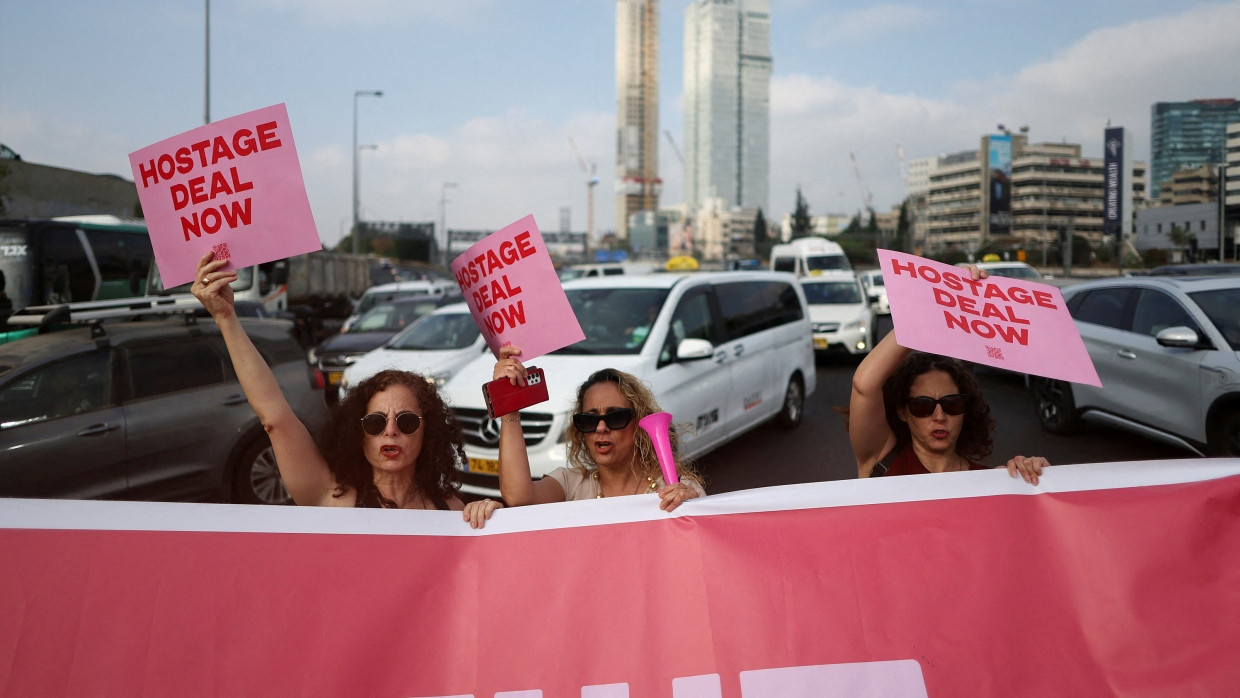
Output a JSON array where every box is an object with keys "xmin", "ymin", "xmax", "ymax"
[
  {"xmin": 1188, "ymin": 287, "xmax": 1240, "ymax": 350},
  {"xmin": 865, "ymin": 274, "xmax": 884, "ymax": 287},
  {"xmin": 354, "ymin": 300, "xmax": 442, "ymax": 333},
  {"xmin": 388, "ymin": 313, "xmax": 481, "ymax": 350},
  {"xmin": 558, "ymin": 268, "xmax": 587, "ymax": 282},
  {"xmin": 802, "ymin": 281, "xmax": 862, "ymax": 305},
  {"xmin": 986, "ymin": 265, "xmax": 1040, "ymax": 280},
  {"xmin": 805, "ymin": 255, "xmax": 849, "ymax": 272},
  {"xmin": 556, "ymin": 288, "xmax": 669, "ymax": 355}
]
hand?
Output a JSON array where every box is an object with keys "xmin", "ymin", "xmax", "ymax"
[
  {"xmin": 192, "ymin": 251, "xmax": 239, "ymax": 319},
  {"xmin": 657, "ymin": 482, "xmax": 700, "ymax": 512},
  {"xmin": 1005, "ymin": 455, "xmax": 1048, "ymax": 486},
  {"xmin": 493, "ymin": 344, "xmax": 527, "ymax": 386},
  {"xmin": 962, "ymin": 264, "xmax": 990, "ymax": 281},
  {"xmin": 462, "ymin": 497, "xmax": 503, "ymax": 529}
]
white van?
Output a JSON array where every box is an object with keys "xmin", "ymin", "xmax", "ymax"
[
  {"xmin": 557, "ymin": 262, "xmax": 655, "ymax": 282},
  {"xmin": 770, "ymin": 237, "xmax": 851, "ymax": 276},
  {"xmin": 442, "ymin": 270, "xmax": 817, "ymax": 497}
]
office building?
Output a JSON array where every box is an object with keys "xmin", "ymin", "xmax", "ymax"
[
  {"xmin": 683, "ymin": 0, "xmax": 771, "ymax": 216},
  {"xmin": 1149, "ymin": 99, "xmax": 1240, "ymax": 199},
  {"xmin": 615, "ymin": 0, "xmax": 661, "ymax": 241}
]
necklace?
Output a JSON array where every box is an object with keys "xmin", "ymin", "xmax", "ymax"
[{"xmin": 593, "ymin": 470, "xmax": 658, "ymax": 498}]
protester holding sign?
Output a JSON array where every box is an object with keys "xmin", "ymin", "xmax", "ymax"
[
  {"xmin": 487, "ymin": 345, "xmax": 704, "ymax": 510},
  {"xmin": 849, "ymin": 268, "xmax": 1049, "ymax": 483},
  {"xmin": 193, "ymin": 253, "xmax": 500, "ymax": 525}
]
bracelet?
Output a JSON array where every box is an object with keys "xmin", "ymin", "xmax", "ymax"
[{"xmin": 501, "ymin": 417, "xmax": 521, "ymax": 423}]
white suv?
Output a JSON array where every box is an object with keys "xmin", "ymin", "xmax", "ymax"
[
  {"xmin": 1031, "ymin": 274, "xmax": 1240, "ymax": 456},
  {"xmin": 442, "ymin": 271, "xmax": 817, "ymax": 497}
]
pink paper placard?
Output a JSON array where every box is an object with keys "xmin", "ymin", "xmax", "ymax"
[
  {"xmin": 129, "ymin": 103, "xmax": 321, "ymax": 288},
  {"xmin": 877, "ymin": 249, "xmax": 1100, "ymax": 386},
  {"xmin": 451, "ymin": 214, "xmax": 585, "ymax": 359}
]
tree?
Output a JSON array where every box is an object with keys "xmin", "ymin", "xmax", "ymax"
[
  {"xmin": 752, "ymin": 208, "xmax": 772, "ymax": 261},
  {"xmin": 791, "ymin": 188, "xmax": 812, "ymax": 239},
  {"xmin": 1167, "ymin": 224, "xmax": 1196, "ymax": 262},
  {"xmin": 892, "ymin": 198, "xmax": 910, "ymax": 252}
]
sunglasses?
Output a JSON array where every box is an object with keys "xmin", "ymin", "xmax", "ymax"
[
  {"xmin": 572, "ymin": 408, "xmax": 634, "ymax": 433},
  {"xmin": 360, "ymin": 411, "xmax": 422, "ymax": 436},
  {"xmin": 905, "ymin": 394, "xmax": 967, "ymax": 418}
]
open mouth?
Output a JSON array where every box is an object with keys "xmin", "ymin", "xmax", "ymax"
[{"xmin": 380, "ymin": 445, "xmax": 401, "ymax": 457}]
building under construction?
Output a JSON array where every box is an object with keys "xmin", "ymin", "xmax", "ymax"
[{"xmin": 615, "ymin": 0, "xmax": 660, "ymax": 242}]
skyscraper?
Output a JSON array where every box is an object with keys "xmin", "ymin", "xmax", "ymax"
[
  {"xmin": 683, "ymin": 0, "xmax": 771, "ymax": 215},
  {"xmin": 1149, "ymin": 99, "xmax": 1240, "ymax": 199},
  {"xmin": 615, "ymin": 0, "xmax": 660, "ymax": 241}
]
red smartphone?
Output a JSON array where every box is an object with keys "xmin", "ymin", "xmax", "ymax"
[{"xmin": 483, "ymin": 366, "xmax": 548, "ymax": 419}]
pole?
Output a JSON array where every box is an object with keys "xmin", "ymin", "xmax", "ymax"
[
  {"xmin": 351, "ymin": 90, "xmax": 383, "ymax": 255},
  {"xmin": 204, "ymin": 0, "xmax": 210, "ymax": 125},
  {"xmin": 1220, "ymin": 163, "xmax": 1227, "ymax": 262},
  {"xmin": 439, "ymin": 182, "xmax": 458, "ymax": 265}
]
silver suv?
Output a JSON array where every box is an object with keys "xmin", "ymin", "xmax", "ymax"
[
  {"xmin": 0, "ymin": 315, "xmax": 327, "ymax": 503},
  {"xmin": 1031, "ymin": 274, "xmax": 1240, "ymax": 455}
]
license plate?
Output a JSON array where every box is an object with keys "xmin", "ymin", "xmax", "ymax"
[
  {"xmin": 468, "ymin": 458, "xmax": 499, "ymax": 474},
  {"xmin": 326, "ymin": 371, "xmax": 343, "ymax": 385},
  {"xmin": 813, "ymin": 337, "xmax": 828, "ymax": 349}
]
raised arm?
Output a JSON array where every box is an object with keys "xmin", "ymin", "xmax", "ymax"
[
  {"xmin": 192, "ymin": 253, "xmax": 337, "ymax": 506},
  {"xmin": 493, "ymin": 345, "xmax": 566, "ymax": 506},
  {"xmin": 848, "ymin": 330, "xmax": 908, "ymax": 477}
]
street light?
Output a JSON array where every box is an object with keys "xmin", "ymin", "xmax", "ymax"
[
  {"xmin": 352, "ymin": 89, "xmax": 383, "ymax": 254},
  {"xmin": 440, "ymin": 182, "xmax": 458, "ymax": 264}
]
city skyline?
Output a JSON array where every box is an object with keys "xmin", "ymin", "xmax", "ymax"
[{"xmin": 2, "ymin": 1, "xmax": 1239, "ymax": 250}]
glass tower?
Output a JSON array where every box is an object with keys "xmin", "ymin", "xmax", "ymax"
[
  {"xmin": 683, "ymin": 0, "xmax": 771, "ymax": 215},
  {"xmin": 1150, "ymin": 99, "xmax": 1240, "ymax": 199}
]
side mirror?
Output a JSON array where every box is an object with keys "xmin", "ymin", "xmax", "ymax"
[
  {"xmin": 676, "ymin": 338, "xmax": 714, "ymax": 362},
  {"xmin": 1155, "ymin": 326, "xmax": 1209, "ymax": 349}
]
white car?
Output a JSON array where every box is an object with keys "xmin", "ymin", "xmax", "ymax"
[
  {"xmin": 800, "ymin": 275, "xmax": 875, "ymax": 356},
  {"xmin": 857, "ymin": 269, "xmax": 890, "ymax": 314},
  {"xmin": 339, "ymin": 303, "xmax": 488, "ymax": 398},
  {"xmin": 958, "ymin": 261, "xmax": 1051, "ymax": 281},
  {"xmin": 442, "ymin": 271, "xmax": 817, "ymax": 498},
  {"xmin": 342, "ymin": 279, "xmax": 460, "ymax": 332}
]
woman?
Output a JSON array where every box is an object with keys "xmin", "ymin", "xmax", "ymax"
[
  {"xmin": 849, "ymin": 329, "xmax": 1048, "ymax": 483},
  {"xmin": 193, "ymin": 252, "xmax": 499, "ymax": 526},
  {"xmin": 490, "ymin": 345, "xmax": 704, "ymax": 509}
]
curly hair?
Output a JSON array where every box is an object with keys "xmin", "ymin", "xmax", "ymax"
[
  {"xmin": 564, "ymin": 368, "xmax": 700, "ymax": 486},
  {"xmin": 319, "ymin": 370, "xmax": 464, "ymax": 508},
  {"xmin": 880, "ymin": 352, "xmax": 995, "ymax": 463}
]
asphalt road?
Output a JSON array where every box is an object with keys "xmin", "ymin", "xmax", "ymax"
[{"xmin": 695, "ymin": 314, "xmax": 1196, "ymax": 495}]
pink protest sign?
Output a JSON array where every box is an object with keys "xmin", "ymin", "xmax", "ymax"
[
  {"xmin": 878, "ymin": 249, "xmax": 1100, "ymax": 386},
  {"xmin": 452, "ymin": 215, "xmax": 585, "ymax": 359},
  {"xmin": 129, "ymin": 103, "xmax": 321, "ymax": 288}
]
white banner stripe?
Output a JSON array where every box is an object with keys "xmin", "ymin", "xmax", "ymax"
[{"xmin": 1, "ymin": 458, "xmax": 1236, "ymax": 536}]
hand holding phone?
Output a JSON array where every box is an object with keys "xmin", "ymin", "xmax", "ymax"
[{"xmin": 483, "ymin": 366, "xmax": 548, "ymax": 418}]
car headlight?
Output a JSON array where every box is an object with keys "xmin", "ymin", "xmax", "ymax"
[
  {"xmin": 845, "ymin": 319, "xmax": 864, "ymax": 330},
  {"xmin": 306, "ymin": 347, "xmax": 318, "ymax": 364},
  {"xmin": 424, "ymin": 371, "xmax": 450, "ymax": 388}
]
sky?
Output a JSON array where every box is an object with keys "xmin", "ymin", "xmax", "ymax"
[{"xmin": 3, "ymin": 1, "xmax": 1240, "ymax": 251}]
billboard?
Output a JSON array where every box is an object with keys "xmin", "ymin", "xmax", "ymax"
[
  {"xmin": 987, "ymin": 133, "xmax": 1013, "ymax": 237},
  {"xmin": 1103, "ymin": 126, "xmax": 1133, "ymax": 251}
]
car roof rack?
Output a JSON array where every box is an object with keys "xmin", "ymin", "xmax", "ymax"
[{"xmin": 7, "ymin": 296, "xmax": 200, "ymax": 332}]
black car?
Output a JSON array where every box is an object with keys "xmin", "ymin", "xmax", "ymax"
[
  {"xmin": 0, "ymin": 314, "xmax": 327, "ymax": 504},
  {"xmin": 310, "ymin": 295, "xmax": 454, "ymax": 404}
]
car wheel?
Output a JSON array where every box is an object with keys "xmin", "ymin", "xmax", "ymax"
[
  {"xmin": 775, "ymin": 374, "xmax": 805, "ymax": 430},
  {"xmin": 1032, "ymin": 377, "xmax": 1081, "ymax": 435},
  {"xmin": 1209, "ymin": 409, "xmax": 1240, "ymax": 456},
  {"xmin": 232, "ymin": 436, "xmax": 293, "ymax": 505}
]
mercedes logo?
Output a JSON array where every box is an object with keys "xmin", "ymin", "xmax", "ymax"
[{"xmin": 478, "ymin": 417, "xmax": 502, "ymax": 445}]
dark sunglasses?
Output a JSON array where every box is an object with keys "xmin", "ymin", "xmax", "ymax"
[
  {"xmin": 360, "ymin": 411, "xmax": 422, "ymax": 436},
  {"xmin": 906, "ymin": 394, "xmax": 967, "ymax": 418},
  {"xmin": 572, "ymin": 408, "xmax": 634, "ymax": 433}
]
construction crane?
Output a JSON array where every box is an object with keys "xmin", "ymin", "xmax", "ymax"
[
  {"xmin": 849, "ymin": 151, "xmax": 873, "ymax": 215},
  {"xmin": 663, "ymin": 130, "xmax": 684, "ymax": 166},
  {"xmin": 568, "ymin": 137, "xmax": 600, "ymax": 246}
]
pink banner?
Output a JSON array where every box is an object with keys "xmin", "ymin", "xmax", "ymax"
[
  {"xmin": 129, "ymin": 103, "xmax": 321, "ymax": 287},
  {"xmin": 877, "ymin": 249, "xmax": 1100, "ymax": 386},
  {"xmin": 451, "ymin": 214, "xmax": 585, "ymax": 360},
  {"xmin": 3, "ymin": 459, "xmax": 1238, "ymax": 696}
]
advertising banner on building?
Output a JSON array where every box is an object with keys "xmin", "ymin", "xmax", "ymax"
[
  {"xmin": 1103, "ymin": 126, "xmax": 1131, "ymax": 246},
  {"xmin": 987, "ymin": 133, "xmax": 1013, "ymax": 237},
  {"xmin": 4, "ymin": 459, "xmax": 1238, "ymax": 696}
]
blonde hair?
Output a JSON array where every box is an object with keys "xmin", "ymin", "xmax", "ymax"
[{"xmin": 564, "ymin": 368, "xmax": 700, "ymax": 486}]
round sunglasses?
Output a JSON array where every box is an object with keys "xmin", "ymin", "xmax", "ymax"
[
  {"xmin": 905, "ymin": 394, "xmax": 967, "ymax": 418},
  {"xmin": 572, "ymin": 407, "xmax": 634, "ymax": 433},
  {"xmin": 360, "ymin": 411, "xmax": 422, "ymax": 436}
]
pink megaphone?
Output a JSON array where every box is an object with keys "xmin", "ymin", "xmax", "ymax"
[{"xmin": 638, "ymin": 411, "xmax": 678, "ymax": 485}]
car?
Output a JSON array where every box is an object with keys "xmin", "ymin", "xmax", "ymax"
[
  {"xmin": 0, "ymin": 314, "xmax": 327, "ymax": 504},
  {"xmin": 1029, "ymin": 275, "xmax": 1240, "ymax": 456},
  {"xmin": 556, "ymin": 262, "xmax": 656, "ymax": 282},
  {"xmin": 857, "ymin": 269, "xmax": 890, "ymax": 314},
  {"xmin": 1146, "ymin": 263, "xmax": 1240, "ymax": 276},
  {"xmin": 958, "ymin": 261, "xmax": 1051, "ymax": 281},
  {"xmin": 800, "ymin": 274, "xmax": 875, "ymax": 356},
  {"xmin": 311, "ymin": 295, "xmax": 453, "ymax": 404},
  {"xmin": 339, "ymin": 302, "xmax": 489, "ymax": 398},
  {"xmin": 341, "ymin": 279, "xmax": 460, "ymax": 333},
  {"xmin": 441, "ymin": 270, "xmax": 817, "ymax": 498}
]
